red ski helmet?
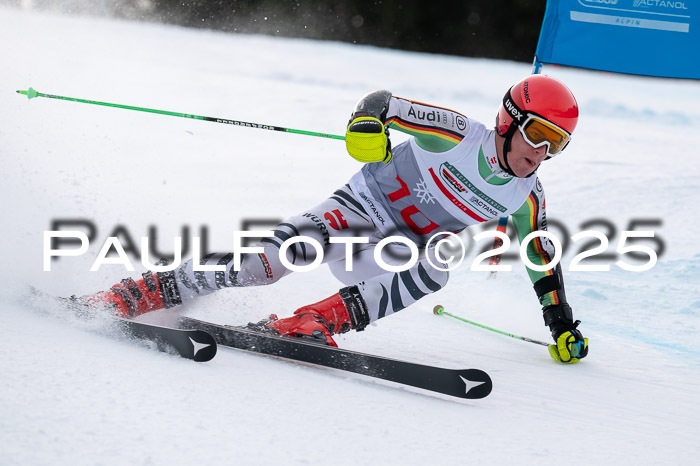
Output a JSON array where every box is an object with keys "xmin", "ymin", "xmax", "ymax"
[{"xmin": 496, "ymin": 75, "xmax": 578, "ymax": 157}]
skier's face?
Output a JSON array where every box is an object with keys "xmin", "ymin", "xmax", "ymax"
[{"xmin": 507, "ymin": 129, "xmax": 548, "ymax": 177}]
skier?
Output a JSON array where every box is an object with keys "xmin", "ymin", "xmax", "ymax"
[{"xmin": 80, "ymin": 74, "xmax": 588, "ymax": 364}]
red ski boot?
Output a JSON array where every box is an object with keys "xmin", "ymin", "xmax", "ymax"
[
  {"xmin": 264, "ymin": 286, "xmax": 370, "ymax": 347},
  {"xmin": 81, "ymin": 273, "xmax": 166, "ymax": 318}
]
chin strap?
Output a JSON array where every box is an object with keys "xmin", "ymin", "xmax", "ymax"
[{"xmin": 500, "ymin": 134, "xmax": 518, "ymax": 177}]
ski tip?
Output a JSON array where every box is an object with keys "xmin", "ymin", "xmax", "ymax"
[
  {"xmin": 433, "ymin": 304, "xmax": 444, "ymax": 316},
  {"xmin": 17, "ymin": 87, "xmax": 38, "ymax": 99}
]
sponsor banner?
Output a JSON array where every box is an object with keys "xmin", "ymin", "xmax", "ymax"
[{"xmin": 536, "ymin": 0, "xmax": 699, "ymax": 79}]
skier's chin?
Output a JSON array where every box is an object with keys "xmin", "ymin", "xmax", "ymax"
[{"xmin": 514, "ymin": 165, "xmax": 538, "ymax": 178}]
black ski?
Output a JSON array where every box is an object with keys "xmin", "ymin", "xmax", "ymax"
[
  {"xmin": 115, "ymin": 318, "xmax": 217, "ymax": 362},
  {"xmin": 178, "ymin": 316, "xmax": 492, "ymax": 399},
  {"xmin": 26, "ymin": 286, "xmax": 217, "ymax": 362}
]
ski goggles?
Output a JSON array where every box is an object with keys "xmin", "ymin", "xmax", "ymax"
[{"xmin": 518, "ymin": 114, "xmax": 571, "ymax": 157}]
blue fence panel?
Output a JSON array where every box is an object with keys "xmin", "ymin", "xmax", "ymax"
[{"xmin": 536, "ymin": 0, "xmax": 698, "ymax": 79}]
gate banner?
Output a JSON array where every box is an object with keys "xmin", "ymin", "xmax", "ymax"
[{"xmin": 536, "ymin": 0, "xmax": 698, "ymax": 79}]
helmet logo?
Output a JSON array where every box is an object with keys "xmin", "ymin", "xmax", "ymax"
[
  {"xmin": 504, "ymin": 96, "xmax": 524, "ymax": 123},
  {"xmin": 523, "ymin": 81, "xmax": 531, "ymax": 104}
]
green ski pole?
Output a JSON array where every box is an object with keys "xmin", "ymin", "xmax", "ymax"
[
  {"xmin": 16, "ymin": 87, "xmax": 345, "ymax": 141},
  {"xmin": 433, "ymin": 304, "xmax": 550, "ymax": 347}
]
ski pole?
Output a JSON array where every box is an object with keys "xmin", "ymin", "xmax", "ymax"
[
  {"xmin": 432, "ymin": 304, "xmax": 550, "ymax": 347},
  {"xmin": 16, "ymin": 87, "xmax": 346, "ymax": 141},
  {"xmin": 487, "ymin": 216, "xmax": 509, "ymax": 280}
]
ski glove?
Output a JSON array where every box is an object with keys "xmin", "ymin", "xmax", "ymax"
[
  {"xmin": 548, "ymin": 319, "xmax": 589, "ymax": 364},
  {"xmin": 345, "ymin": 116, "xmax": 392, "ymax": 163},
  {"xmin": 543, "ymin": 303, "xmax": 588, "ymax": 364}
]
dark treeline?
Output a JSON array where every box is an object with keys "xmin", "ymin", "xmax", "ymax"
[
  {"xmin": 148, "ymin": 0, "xmax": 547, "ymax": 62},
  {"xmin": 17, "ymin": 0, "xmax": 548, "ymax": 62}
]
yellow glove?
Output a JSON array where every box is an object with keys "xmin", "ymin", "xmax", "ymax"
[
  {"xmin": 548, "ymin": 325, "xmax": 589, "ymax": 364},
  {"xmin": 345, "ymin": 116, "xmax": 392, "ymax": 163}
]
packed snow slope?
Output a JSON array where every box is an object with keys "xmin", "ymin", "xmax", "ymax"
[{"xmin": 2, "ymin": 6, "xmax": 699, "ymax": 465}]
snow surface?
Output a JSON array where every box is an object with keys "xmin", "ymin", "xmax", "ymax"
[{"xmin": 2, "ymin": 6, "xmax": 700, "ymax": 465}]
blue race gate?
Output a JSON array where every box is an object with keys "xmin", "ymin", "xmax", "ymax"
[{"xmin": 535, "ymin": 0, "xmax": 698, "ymax": 79}]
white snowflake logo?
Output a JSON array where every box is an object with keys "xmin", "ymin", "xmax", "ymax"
[{"xmin": 413, "ymin": 179, "xmax": 436, "ymax": 204}]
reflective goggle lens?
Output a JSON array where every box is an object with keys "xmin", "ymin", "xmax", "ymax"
[{"xmin": 521, "ymin": 117, "xmax": 570, "ymax": 155}]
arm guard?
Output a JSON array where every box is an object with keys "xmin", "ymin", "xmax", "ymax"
[{"xmin": 349, "ymin": 90, "xmax": 392, "ymax": 123}]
